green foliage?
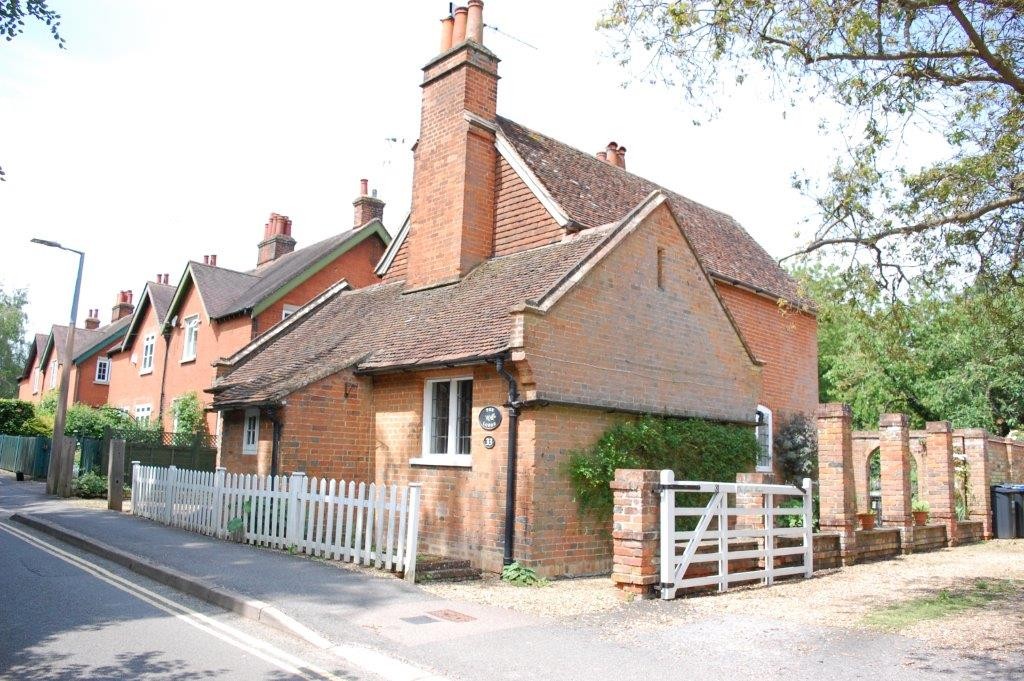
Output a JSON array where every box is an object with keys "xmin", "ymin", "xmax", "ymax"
[
  {"xmin": 65, "ymin": 404, "xmax": 139, "ymax": 439},
  {"xmin": 0, "ymin": 398, "xmax": 35, "ymax": 435},
  {"xmin": 798, "ymin": 265, "xmax": 1024, "ymax": 434},
  {"xmin": 37, "ymin": 390, "xmax": 58, "ymax": 414},
  {"xmin": 954, "ymin": 458, "xmax": 972, "ymax": 521},
  {"xmin": 170, "ymin": 392, "xmax": 207, "ymax": 444},
  {"xmin": 72, "ymin": 470, "xmax": 108, "ymax": 499},
  {"xmin": 601, "ymin": 1, "xmax": 1024, "ymax": 293},
  {"xmin": 567, "ymin": 415, "xmax": 758, "ymax": 519},
  {"xmin": 20, "ymin": 413, "xmax": 53, "ymax": 436},
  {"xmin": 0, "ymin": 287, "xmax": 28, "ymax": 396},
  {"xmin": 500, "ymin": 562, "xmax": 548, "ymax": 587},
  {"xmin": 912, "ymin": 498, "xmax": 930, "ymax": 513},
  {"xmin": 227, "ymin": 498, "xmax": 253, "ymax": 539},
  {"xmin": 774, "ymin": 413, "xmax": 817, "ymax": 485}
]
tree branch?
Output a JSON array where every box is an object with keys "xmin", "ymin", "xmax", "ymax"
[{"xmin": 946, "ymin": 1, "xmax": 1024, "ymax": 95}]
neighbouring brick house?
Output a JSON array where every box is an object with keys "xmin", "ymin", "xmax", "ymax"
[
  {"xmin": 18, "ymin": 307, "xmax": 132, "ymax": 410},
  {"xmin": 107, "ymin": 203, "xmax": 390, "ymax": 434},
  {"xmin": 207, "ymin": 2, "xmax": 818, "ymax": 577}
]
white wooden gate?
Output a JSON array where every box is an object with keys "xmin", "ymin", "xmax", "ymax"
[
  {"xmin": 131, "ymin": 464, "xmax": 423, "ymax": 581},
  {"xmin": 659, "ymin": 469, "xmax": 813, "ymax": 599}
]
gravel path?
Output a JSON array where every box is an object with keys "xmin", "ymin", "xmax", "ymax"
[{"xmin": 423, "ymin": 539, "xmax": 1024, "ymax": 659}]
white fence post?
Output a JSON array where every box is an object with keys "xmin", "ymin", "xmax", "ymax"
[
  {"xmin": 764, "ymin": 492, "xmax": 775, "ymax": 585},
  {"xmin": 287, "ymin": 471, "xmax": 305, "ymax": 547},
  {"xmin": 659, "ymin": 469, "xmax": 674, "ymax": 600},
  {"xmin": 802, "ymin": 477, "xmax": 814, "ymax": 577},
  {"xmin": 403, "ymin": 483, "xmax": 422, "ymax": 583},
  {"xmin": 131, "ymin": 461, "xmax": 141, "ymax": 516},
  {"xmin": 165, "ymin": 465, "xmax": 178, "ymax": 525},
  {"xmin": 212, "ymin": 467, "xmax": 226, "ymax": 538}
]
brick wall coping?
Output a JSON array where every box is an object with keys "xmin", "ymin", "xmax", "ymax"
[
  {"xmin": 879, "ymin": 413, "xmax": 908, "ymax": 428},
  {"xmin": 816, "ymin": 403, "xmax": 851, "ymax": 419}
]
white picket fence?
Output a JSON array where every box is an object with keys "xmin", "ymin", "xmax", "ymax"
[
  {"xmin": 659, "ymin": 470, "xmax": 813, "ymax": 599},
  {"xmin": 131, "ymin": 464, "xmax": 422, "ymax": 581}
]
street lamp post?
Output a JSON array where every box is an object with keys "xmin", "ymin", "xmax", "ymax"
[{"xmin": 32, "ymin": 238, "xmax": 84, "ymax": 498}]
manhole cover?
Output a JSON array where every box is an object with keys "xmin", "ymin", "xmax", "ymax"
[
  {"xmin": 400, "ymin": 615, "xmax": 438, "ymax": 625},
  {"xmin": 428, "ymin": 609, "xmax": 476, "ymax": 623}
]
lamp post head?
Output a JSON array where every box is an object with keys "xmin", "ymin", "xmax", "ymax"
[{"xmin": 31, "ymin": 238, "xmax": 63, "ymax": 248}]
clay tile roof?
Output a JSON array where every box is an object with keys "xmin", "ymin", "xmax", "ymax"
[
  {"xmin": 187, "ymin": 222, "xmax": 388, "ymax": 321},
  {"xmin": 211, "ymin": 227, "xmax": 612, "ymax": 408},
  {"xmin": 496, "ymin": 116, "xmax": 806, "ymax": 306}
]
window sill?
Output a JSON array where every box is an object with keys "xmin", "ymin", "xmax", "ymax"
[
  {"xmin": 410, "ymin": 455, "xmax": 472, "ymax": 468},
  {"xmin": 139, "ymin": 368, "xmax": 154, "ymax": 376},
  {"xmin": 755, "ymin": 465, "xmax": 774, "ymax": 474},
  {"xmin": 94, "ymin": 380, "xmax": 109, "ymax": 385},
  {"xmin": 180, "ymin": 356, "xmax": 196, "ymax": 365},
  {"xmin": 242, "ymin": 450, "xmax": 257, "ymax": 456}
]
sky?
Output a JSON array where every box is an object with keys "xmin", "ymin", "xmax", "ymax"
[{"xmin": 1, "ymin": 0, "xmax": 842, "ymax": 341}]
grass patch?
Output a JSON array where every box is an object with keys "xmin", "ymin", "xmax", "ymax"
[{"xmin": 863, "ymin": 579, "xmax": 1022, "ymax": 630}]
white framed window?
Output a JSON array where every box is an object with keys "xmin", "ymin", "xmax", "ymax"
[
  {"xmin": 181, "ymin": 315, "xmax": 199, "ymax": 362},
  {"xmin": 135, "ymin": 404, "xmax": 152, "ymax": 425},
  {"xmin": 243, "ymin": 408, "xmax": 259, "ymax": 455},
  {"xmin": 49, "ymin": 360, "xmax": 58, "ymax": 388},
  {"xmin": 755, "ymin": 405, "xmax": 773, "ymax": 472},
  {"xmin": 141, "ymin": 333, "xmax": 156, "ymax": 374},
  {"xmin": 414, "ymin": 377, "xmax": 473, "ymax": 466},
  {"xmin": 32, "ymin": 367, "xmax": 41, "ymax": 394},
  {"xmin": 94, "ymin": 358, "xmax": 110, "ymax": 384},
  {"xmin": 281, "ymin": 304, "xmax": 299, "ymax": 320}
]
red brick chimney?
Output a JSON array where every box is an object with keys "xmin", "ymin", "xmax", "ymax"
[
  {"xmin": 406, "ymin": 0, "xmax": 498, "ymax": 290},
  {"xmin": 353, "ymin": 179, "xmax": 385, "ymax": 227},
  {"xmin": 112, "ymin": 290, "xmax": 134, "ymax": 322},
  {"xmin": 84, "ymin": 309, "xmax": 100, "ymax": 330},
  {"xmin": 599, "ymin": 141, "xmax": 627, "ymax": 169},
  {"xmin": 258, "ymin": 213, "xmax": 296, "ymax": 266}
]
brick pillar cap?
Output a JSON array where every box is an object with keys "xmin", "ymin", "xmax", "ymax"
[
  {"xmin": 960, "ymin": 428, "xmax": 988, "ymax": 438},
  {"xmin": 816, "ymin": 403, "xmax": 851, "ymax": 419},
  {"xmin": 925, "ymin": 420, "xmax": 952, "ymax": 433},
  {"xmin": 880, "ymin": 413, "xmax": 909, "ymax": 428}
]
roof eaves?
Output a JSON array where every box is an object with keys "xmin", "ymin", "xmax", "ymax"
[
  {"xmin": 73, "ymin": 323, "xmax": 129, "ymax": 364},
  {"xmin": 248, "ymin": 220, "xmax": 390, "ymax": 319},
  {"xmin": 374, "ymin": 214, "xmax": 410, "ymax": 277},
  {"xmin": 119, "ymin": 283, "xmax": 158, "ymax": 353},
  {"xmin": 213, "ymin": 278, "xmax": 353, "ymax": 374},
  {"xmin": 495, "ymin": 130, "xmax": 574, "ymax": 228}
]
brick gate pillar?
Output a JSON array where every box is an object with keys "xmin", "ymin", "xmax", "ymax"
[
  {"xmin": 924, "ymin": 421, "xmax": 958, "ymax": 546},
  {"xmin": 961, "ymin": 429, "xmax": 993, "ymax": 538},
  {"xmin": 816, "ymin": 404, "xmax": 857, "ymax": 563},
  {"xmin": 610, "ymin": 469, "xmax": 660, "ymax": 599},
  {"xmin": 879, "ymin": 413, "xmax": 914, "ymax": 552}
]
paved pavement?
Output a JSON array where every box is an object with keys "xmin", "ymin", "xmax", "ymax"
[{"xmin": 1, "ymin": 473, "xmax": 1020, "ymax": 680}]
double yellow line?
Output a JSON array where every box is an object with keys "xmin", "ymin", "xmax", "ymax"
[{"xmin": 0, "ymin": 521, "xmax": 347, "ymax": 680}]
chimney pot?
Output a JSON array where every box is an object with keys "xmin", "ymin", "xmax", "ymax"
[
  {"xmin": 440, "ymin": 14, "xmax": 455, "ymax": 52},
  {"xmin": 617, "ymin": 146, "xmax": 627, "ymax": 169},
  {"xmin": 452, "ymin": 6, "xmax": 468, "ymax": 44},
  {"xmin": 596, "ymin": 150, "xmax": 607, "ymax": 162},
  {"xmin": 606, "ymin": 142, "xmax": 620, "ymax": 167},
  {"xmin": 360, "ymin": 178, "xmax": 369, "ymax": 196},
  {"xmin": 466, "ymin": 0, "xmax": 484, "ymax": 43},
  {"xmin": 210, "ymin": 254, "xmax": 217, "ymax": 266},
  {"xmin": 203, "ymin": 255, "xmax": 209, "ymax": 265},
  {"xmin": 258, "ymin": 212, "xmax": 297, "ymax": 265}
]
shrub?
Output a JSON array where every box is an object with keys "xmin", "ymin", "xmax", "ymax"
[
  {"xmin": 21, "ymin": 413, "xmax": 54, "ymax": 437},
  {"xmin": 912, "ymin": 498, "xmax": 930, "ymax": 513},
  {"xmin": 38, "ymin": 390, "xmax": 58, "ymax": 414},
  {"xmin": 566, "ymin": 415, "xmax": 759, "ymax": 519},
  {"xmin": 72, "ymin": 470, "xmax": 109, "ymax": 498},
  {"xmin": 775, "ymin": 413, "xmax": 817, "ymax": 485},
  {"xmin": 65, "ymin": 404, "xmax": 139, "ymax": 438},
  {"xmin": 0, "ymin": 399, "xmax": 36, "ymax": 435},
  {"xmin": 501, "ymin": 562, "xmax": 548, "ymax": 587}
]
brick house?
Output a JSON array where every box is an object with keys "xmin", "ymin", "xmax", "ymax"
[
  {"xmin": 106, "ymin": 207, "xmax": 390, "ymax": 433},
  {"xmin": 18, "ymin": 305, "xmax": 132, "ymax": 409},
  {"xmin": 207, "ymin": 2, "xmax": 818, "ymax": 577}
]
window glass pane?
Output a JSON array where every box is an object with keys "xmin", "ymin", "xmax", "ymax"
[
  {"xmin": 431, "ymin": 381, "xmax": 450, "ymax": 454},
  {"xmin": 756, "ymin": 409, "xmax": 771, "ymax": 469},
  {"xmin": 456, "ymin": 380, "xmax": 473, "ymax": 455}
]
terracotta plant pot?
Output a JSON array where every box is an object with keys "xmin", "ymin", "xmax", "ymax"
[
  {"xmin": 857, "ymin": 512, "xmax": 876, "ymax": 530},
  {"xmin": 913, "ymin": 511, "xmax": 929, "ymax": 526}
]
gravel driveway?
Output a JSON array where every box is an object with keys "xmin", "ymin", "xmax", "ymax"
[{"xmin": 424, "ymin": 539, "xmax": 1024, "ymax": 662}]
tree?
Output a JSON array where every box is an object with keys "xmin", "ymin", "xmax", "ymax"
[
  {"xmin": 1, "ymin": 0, "xmax": 64, "ymax": 181},
  {"xmin": 797, "ymin": 265, "xmax": 1024, "ymax": 433},
  {"xmin": 0, "ymin": 286, "xmax": 29, "ymax": 398},
  {"xmin": 601, "ymin": 1, "xmax": 1023, "ymax": 292}
]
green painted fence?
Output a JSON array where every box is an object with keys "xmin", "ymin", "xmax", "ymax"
[
  {"xmin": 77, "ymin": 432, "xmax": 216, "ymax": 479},
  {"xmin": 0, "ymin": 435, "xmax": 51, "ymax": 479}
]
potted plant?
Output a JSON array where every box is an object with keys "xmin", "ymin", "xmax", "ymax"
[
  {"xmin": 857, "ymin": 510, "xmax": 876, "ymax": 530},
  {"xmin": 912, "ymin": 498, "xmax": 930, "ymax": 526}
]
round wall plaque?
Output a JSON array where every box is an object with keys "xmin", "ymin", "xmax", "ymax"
[
  {"xmin": 479, "ymin": 406, "xmax": 502, "ymax": 431},
  {"xmin": 483, "ymin": 436, "xmax": 496, "ymax": 449}
]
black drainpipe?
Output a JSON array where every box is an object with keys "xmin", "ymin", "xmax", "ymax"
[
  {"xmin": 264, "ymin": 406, "xmax": 283, "ymax": 480},
  {"xmin": 494, "ymin": 356, "xmax": 522, "ymax": 566},
  {"xmin": 157, "ymin": 329, "xmax": 171, "ymax": 424}
]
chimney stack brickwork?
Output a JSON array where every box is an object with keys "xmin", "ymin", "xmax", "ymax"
[
  {"xmin": 112, "ymin": 290, "xmax": 134, "ymax": 322},
  {"xmin": 84, "ymin": 309, "xmax": 100, "ymax": 330},
  {"xmin": 353, "ymin": 179, "xmax": 386, "ymax": 227},
  {"xmin": 406, "ymin": 2, "xmax": 499, "ymax": 290},
  {"xmin": 258, "ymin": 213, "xmax": 297, "ymax": 266}
]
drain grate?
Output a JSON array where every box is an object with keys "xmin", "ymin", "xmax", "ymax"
[
  {"xmin": 428, "ymin": 609, "xmax": 476, "ymax": 623},
  {"xmin": 400, "ymin": 615, "xmax": 438, "ymax": 625}
]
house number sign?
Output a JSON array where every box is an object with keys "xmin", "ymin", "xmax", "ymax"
[
  {"xmin": 483, "ymin": 436, "xmax": 496, "ymax": 449},
  {"xmin": 479, "ymin": 406, "xmax": 502, "ymax": 431}
]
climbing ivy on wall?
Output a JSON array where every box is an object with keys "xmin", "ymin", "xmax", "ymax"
[{"xmin": 566, "ymin": 415, "xmax": 759, "ymax": 520}]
